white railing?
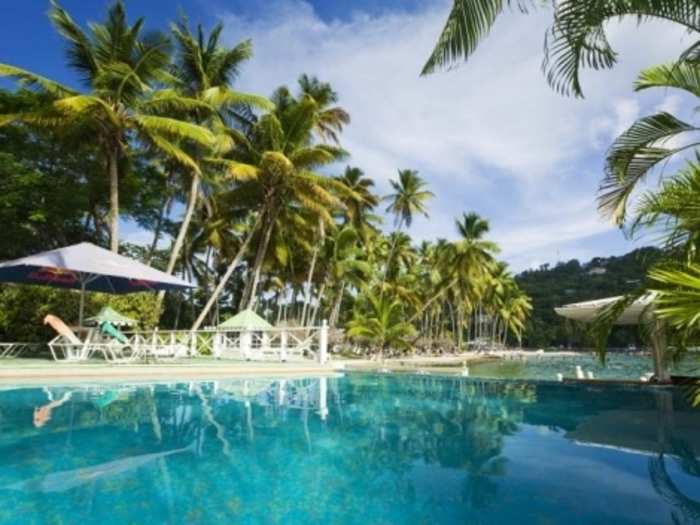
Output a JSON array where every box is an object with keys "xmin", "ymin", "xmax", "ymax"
[{"xmin": 122, "ymin": 321, "xmax": 329, "ymax": 364}]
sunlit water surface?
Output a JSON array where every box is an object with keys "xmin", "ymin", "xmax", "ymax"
[{"xmin": 0, "ymin": 374, "xmax": 699, "ymax": 524}]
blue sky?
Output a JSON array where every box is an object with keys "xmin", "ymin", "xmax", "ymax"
[{"xmin": 1, "ymin": 1, "xmax": 695, "ymax": 271}]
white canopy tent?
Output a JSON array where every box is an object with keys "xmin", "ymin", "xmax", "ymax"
[
  {"xmin": 555, "ymin": 293, "xmax": 669, "ymax": 382},
  {"xmin": 554, "ymin": 294, "xmax": 656, "ymax": 326}
]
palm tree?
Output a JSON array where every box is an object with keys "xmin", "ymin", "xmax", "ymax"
[
  {"xmin": 0, "ymin": 1, "xmax": 214, "ymax": 251},
  {"xmin": 409, "ymin": 213, "xmax": 498, "ymax": 339},
  {"xmin": 382, "ymin": 169, "xmax": 433, "ymax": 289},
  {"xmin": 347, "ymin": 293, "xmax": 417, "ymax": 355},
  {"xmin": 221, "ymin": 91, "xmax": 348, "ymax": 310},
  {"xmin": 335, "ymin": 166, "xmax": 380, "ymax": 239},
  {"xmin": 163, "ymin": 19, "xmax": 271, "ymax": 277},
  {"xmin": 422, "ymin": 1, "xmax": 700, "ymax": 97},
  {"xmin": 297, "ymin": 74, "xmax": 350, "ymax": 143},
  {"xmin": 316, "ymin": 226, "xmax": 371, "ymax": 328}
]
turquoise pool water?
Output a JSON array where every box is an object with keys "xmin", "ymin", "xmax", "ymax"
[
  {"xmin": 468, "ymin": 353, "xmax": 700, "ymax": 381},
  {"xmin": 0, "ymin": 374, "xmax": 698, "ymax": 524}
]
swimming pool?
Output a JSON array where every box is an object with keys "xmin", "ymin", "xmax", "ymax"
[
  {"xmin": 0, "ymin": 374, "xmax": 698, "ymax": 524},
  {"xmin": 468, "ymin": 353, "xmax": 700, "ymax": 381}
]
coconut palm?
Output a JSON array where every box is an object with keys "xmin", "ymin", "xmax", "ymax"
[
  {"xmin": 335, "ymin": 166, "xmax": 380, "ymax": 238},
  {"xmin": 0, "ymin": 0, "xmax": 214, "ymax": 251},
  {"xmin": 423, "ymin": 1, "xmax": 700, "ymax": 97},
  {"xmin": 347, "ymin": 293, "xmax": 417, "ymax": 355},
  {"xmin": 409, "ymin": 212, "xmax": 498, "ymax": 343},
  {"xmin": 382, "ymin": 169, "xmax": 433, "ymax": 289},
  {"xmin": 221, "ymin": 91, "xmax": 349, "ymax": 310},
  {"xmin": 298, "ymin": 74, "xmax": 351, "ymax": 144},
  {"xmin": 318, "ymin": 226, "xmax": 372, "ymax": 328},
  {"xmin": 163, "ymin": 19, "xmax": 271, "ymax": 278}
]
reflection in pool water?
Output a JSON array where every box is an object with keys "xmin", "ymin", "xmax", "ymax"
[{"xmin": 0, "ymin": 375, "xmax": 698, "ymax": 524}]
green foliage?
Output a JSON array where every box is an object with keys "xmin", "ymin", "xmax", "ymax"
[
  {"xmin": 347, "ymin": 293, "xmax": 417, "ymax": 352},
  {"xmin": 424, "ymin": 1, "xmax": 700, "ymax": 98},
  {"xmin": 0, "ymin": 285, "xmax": 159, "ymax": 342}
]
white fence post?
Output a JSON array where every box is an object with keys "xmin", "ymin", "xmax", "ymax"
[
  {"xmin": 318, "ymin": 320, "xmax": 328, "ymax": 364},
  {"xmin": 189, "ymin": 330, "xmax": 196, "ymax": 356},
  {"xmin": 241, "ymin": 330, "xmax": 252, "ymax": 360}
]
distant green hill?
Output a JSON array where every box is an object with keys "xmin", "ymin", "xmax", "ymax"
[{"xmin": 515, "ymin": 247, "xmax": 662, "ymax": 349}]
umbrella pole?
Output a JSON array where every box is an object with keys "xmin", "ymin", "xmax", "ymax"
[{"xmin": 79, "ymin": 281, "xmax": 86, "ymax": 327}]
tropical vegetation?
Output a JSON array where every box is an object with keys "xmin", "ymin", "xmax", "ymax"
[
  {"xmin": 426, "ymin": 1, "xmax": 700, "ymax": 369},
  {"xmin": 0, "ymin": 0, "xmax": 532, "ymax": 356}
]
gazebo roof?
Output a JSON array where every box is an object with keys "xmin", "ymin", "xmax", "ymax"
[{"xmin": 218, "ymin": 309, "xmax": 273, "ymax": 330}]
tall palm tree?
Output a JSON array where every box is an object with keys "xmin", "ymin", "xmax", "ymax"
[
  {"xmin": 163, "ymin": 19, "xmax": 271, "ymax": 277},
  {"xmin": 0, "ymin": 1, "xmax": 214, "ymax": 251},
  {"xmin": 222, "ymin": 92, "xmax": 349, "ymax": 310},
  {"xmin": 422, "ymin": 1, "xmax": 700, "ymax": 98},
  {"xmin": 314, "ymin": 226, "xmax": 371, "ymax": 328},
  {"xmin": 335, "ymin": 166, "xmax": 380, "ymax": 239},
  {"xmin": 382, "ymin": 169, "xmax": 433, "ymax": 290},
  {"xmin": 297, "ymin": 74, "xmax": 350, "ymax": 143}
]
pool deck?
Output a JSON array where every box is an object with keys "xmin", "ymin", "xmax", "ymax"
[
  {"xmin": 0, "ymin": 358, "xmax": 343, "ymax": 385},
  {"xmin": 0, "ymin": 353, "xmax": 505, "ymax": 384}
]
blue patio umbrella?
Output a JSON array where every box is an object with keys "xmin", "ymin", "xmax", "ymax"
[{"xmin": 0, "ymin": 242, "xmax": 195, "ymax": 325}]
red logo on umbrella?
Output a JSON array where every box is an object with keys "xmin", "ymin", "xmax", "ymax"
[{"xmin": 28, "ymin": 267, "xmax": 79, "ymax": 285}]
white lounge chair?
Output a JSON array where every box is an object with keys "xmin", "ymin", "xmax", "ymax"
[
  {"xmin": 44, "ymin": 315, "xmax": 141, "ymax": 363},
  {"xmin": 44, "ymin": 315, "xmax": 94, "ymax": 361}
]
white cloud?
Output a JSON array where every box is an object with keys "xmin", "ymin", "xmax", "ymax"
[{"xmin": 216, "ymin": 1, "xmax": 693, "ymax": 270}]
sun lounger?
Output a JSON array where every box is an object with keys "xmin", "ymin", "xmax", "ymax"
[
  {"xmin": 95, "ymin": 322, "xmax": 145, "ymax": 363},
  {"xmin": 44, "ymin": 315, "xmax": 141, "ymax": 363},
  {"xmin": 44, "ymin": 315, "xmax": 94, "ymax": 361}
]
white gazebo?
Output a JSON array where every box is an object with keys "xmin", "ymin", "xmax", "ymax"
[{"xmin": 555, "ymin": 293, "xmax": 669, "ymax": 382}]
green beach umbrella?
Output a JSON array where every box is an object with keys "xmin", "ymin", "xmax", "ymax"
[
  {"xmin": 85, "ymin": 306, "xmax": 138, "ymax": 328},
  {"xmin": 218, "ymin": 309, "xmax": 273, "ymax": 330}
]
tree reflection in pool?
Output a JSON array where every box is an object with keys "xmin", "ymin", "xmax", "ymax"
[{"xmin": 0, "ymin": 374, "xmax": 698, "ymax": 524}]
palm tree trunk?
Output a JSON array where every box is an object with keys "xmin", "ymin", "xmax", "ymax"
[
  {"xmin": 107, "ymin": 145, "xmax": 120, "ymax": 252},
  {"xmin": 156, "ymin": 173, "xmax": 200, "ymax": 313},
  {"xmin": 457, "ymin": 305, "xmax": 464, "ymax": 351},
  {"xmin": 379, "ymin": 219, "xmax": 404, "ymax": 297},
  {"xmin": 147, "ymin": 193, "xmax": 172, "ymax": 264},
  {"xmin": 308, "ymin": 275, "xmax": 328, "ymax": 328},
  {"xmin": 242, "ymin": 211, "xmax": 276, "ymax": 311},
  {"xmin": 328, "ymin": 280, "xmax": 346, "ymax": 328},
  {"xmin": 191, "ymin": 213, "xmax": 262, "ymax": 331},
  {"xmin": 166, "ymin": 173, "xmax": 200, "ymax": 276},
  {"xmin": 301, "ymin": 221, "xmax": 324, "ymax": 326}
]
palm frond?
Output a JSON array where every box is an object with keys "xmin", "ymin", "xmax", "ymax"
[
  {"xmin": 422, "ymin": 0, "xmax": 514, "ymax": 76},
  {"xmin": 544, "ymin": 1, "xmax": 700, "ymax": 97},
  {"xmin": 599, "ymin": 112, "xmax": 699, "ymax": 224},
  {"xmin": 142, "ymin": 132, "xmax": 201, "ymax": 174},
  {"xmin": 0, "ymin": 63, "xmax": 77, "ymax": 98},
  {"xmin": 49, "ymin": 0, "xmax": 98, "ymax": 83},
  {"xmin": 635, "ymin": 62, "xmax": 700, "ymax": 98},
  {"xmin": 134, "ymin": 115, "xmax": 215, "ymax": 146},
  {"xmin": 201, "ymin": 86, "xmax": 273, "ymax": 111}
]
